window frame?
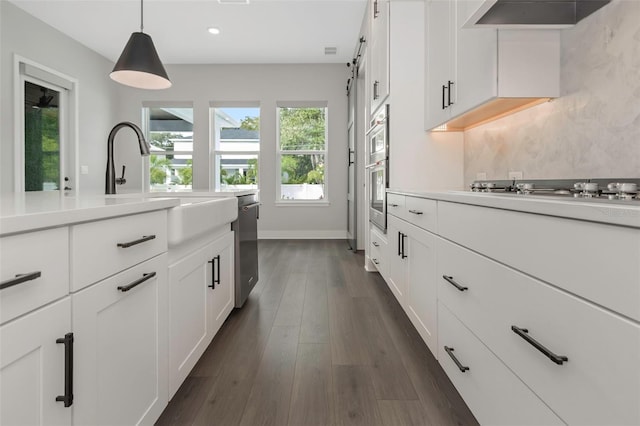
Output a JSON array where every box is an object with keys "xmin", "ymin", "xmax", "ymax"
[
  {"xmin": 275, "ymin": 102, "xmax": 329, "ymax": 205},
  {"xmin": 209, "ymin": 102, "xmax": 261, "ymax": 192}
]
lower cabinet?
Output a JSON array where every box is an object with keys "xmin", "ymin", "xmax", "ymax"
[
  {"xmin": 404, "ymin": 224, "xmax": 438, "ymax": 355},
  {"xmin": 72, "ymin": 254, "xmax": 168, "ymax": 426},
  {"xmin": 0, "ymin": 298, "xmax": 72, "ymax": 426},
  {"xmin": 438, "ymin": 302, "xmax": 564, "ymax": 426},
  {"xmin": 386, "ymin": 216, "xmax": 408, "ymax": 305},
  {"xmin": 386, "ymin": 214, "xmax": 438, "ymax": 355},
  {"xmin": 168, "ymin": 231, "xmax": 234, "ymax": 398}
]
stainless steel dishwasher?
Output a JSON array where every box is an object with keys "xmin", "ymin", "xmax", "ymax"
[{"xmin": 232, "ymin": 193, "xmax": 259, "ymax": 307}]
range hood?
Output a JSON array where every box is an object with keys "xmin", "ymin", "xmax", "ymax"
[{"xmin": 465, "ymin": 0, "xmax": 611, "ymax": 28}]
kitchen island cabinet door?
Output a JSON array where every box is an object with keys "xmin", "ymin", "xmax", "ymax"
[
  {"xmin": 0, "ymin": 298, "xmax": 72, "ymax": 426},
  {"xmin": 167, "ymin": 230, "xmax": 234, "ymax": 398},
  {"xmin": 168, "ymin": 243, "xmax": 214, "ymax": 398},
  {"xmin": 72, "ymin": 254, "xmax": 168, "ymax": 426},
  {"xmin": 208, "ymin": 231, "xmax": 234, "ymax": 336}
]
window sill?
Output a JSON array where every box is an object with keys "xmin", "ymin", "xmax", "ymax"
[{"xmin": 275, "ymin": 200, "xmax": 331, "ymax": 207}]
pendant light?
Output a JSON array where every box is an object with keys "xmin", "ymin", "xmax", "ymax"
[{"xmin": 110, "ymin": 0, "xmax": 171, "ymax": 90}]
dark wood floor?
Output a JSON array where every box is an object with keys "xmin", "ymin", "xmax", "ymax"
[{"xmin": 157, "ymin": 240, "xmax": 478, "ymax": 426}]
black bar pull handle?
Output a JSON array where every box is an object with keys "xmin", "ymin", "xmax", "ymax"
[
  {"xmin": 372, "ymin": 258, "xmax": 380, "ymax": 265},
  {"xmin": 448, "ymin": 80, "xmax": 454, "ymax": 106},
  {"xmin": 511, "ymin": 326, "xmax": 568, "ymax": 365},
  {"xmin": 442, "ymin": 275, "xmax": 468, "ymax": 292},
  {"xmin": 208, "ymin": 255, "xmax": 220, "ymax": 289},
  {"xmin": 408, "ymin": 209, "xmax": 423, "ymax": 215},
  {"xmin": 444, "ymin": 346, "xmax": 469, "ymax": 372},
  {"xmin": 117, "ymin": 234, "xmax": 156, "ymax": 248},
  {"xmin": 373, "ymin": 0, "xmax": 379, "ymax": 18},
  {"xmin": 215, "ymin": 255, "xmax": 221, "ymax": 286},
  {"xmin": 397, "ymin": 232, "xmax": 402, "ymax": 256},
  {"xmin": 117, "ymin": 272, "xmax": 156, "ymax": 292},
  {"xmin": 388, "ymin": 203, "xmax": 399, "ymax": 207},
  {"xmin": 373, "ymin": 81, "xmax": 380, "ymax": 100},
  {"xmin": 0, "ymin": 271, "xmax": 42, "ymax": 290},
  {"xmin": 442, "ymin": 85, "xmax": 447, "ymax": 110},
  {"xmin": 401, "ymin": 233, "xmax": 407, "ymax": 259},
  {"xmin": 56, "ymin": 333, "xmax": 74, "ymax": 407},
  {"xmin": 372, "ymin": 241, "xmax": 380, "ymax": 247}
]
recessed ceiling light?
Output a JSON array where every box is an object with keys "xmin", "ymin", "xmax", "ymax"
[{"xmin": 208, "ymin": 27, "xmax": 221, "ymax": 35}]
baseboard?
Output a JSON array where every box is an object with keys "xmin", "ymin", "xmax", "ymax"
[{"xmin": 258, "ymin": 230, "xmax": 347, "ymax": 240}]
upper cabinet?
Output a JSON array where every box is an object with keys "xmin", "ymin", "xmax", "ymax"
[
  {"xmin": 425, "ymin": 0, "xmax": 561, "ymax": 131},
  {"xmin": 369, "ymin": 0, "xmax": 390, "ymax": 115}
]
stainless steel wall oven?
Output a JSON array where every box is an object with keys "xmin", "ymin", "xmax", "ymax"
[{"xmin": 367, "ymin": 104, "xmax": 389, "ymax": 231}]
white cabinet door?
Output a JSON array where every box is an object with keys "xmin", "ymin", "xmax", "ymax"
[
  {"xmin": 386, "ymin": 216, "xmax": 408, "ymax": 307},
  {"xmin": 168, "ymin": 243, "xmax": 214, "ymax": 398},
  {"xmin": 405, "ymin": 226, "xmax": 438, "ymax": 356},
  {"xmin": 370, "ymin": 0, "xmax": 390, "ymax": 114},
  {"xmin": 1, "ymin": 298, "xmax": 72, "ymax": 426},
  {"xmin": 452, "ymin": 0, "xmax": 497, "ymax": 115},
  {"xmin": 425, "ymin": 0, "xmax": 454, "ymax": 129},
  {"xmin": 209, "ymin": 232, "xmax": 235, "ymax": 336},
  {"xmin": 167, "ymin": 231, "xmax": 234, "ymax": 398},
  {"xmin": 72, "ymin": 254, "xmax": 168, "ymax": 426}
]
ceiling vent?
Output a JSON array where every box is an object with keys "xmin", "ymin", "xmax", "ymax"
[
  {"xmin": 218, "ymin": 0, "xmax": 249, "ymax": 4},
  {"xmin": 324, "ymin": 47, "xmax": 338, "ymax": 55}
]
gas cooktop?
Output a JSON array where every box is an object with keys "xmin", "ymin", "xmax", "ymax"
[{"xmin": 469, "ymin": 178, "xmax": 640, "ymax": 205}]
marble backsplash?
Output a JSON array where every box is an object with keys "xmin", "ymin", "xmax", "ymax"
[{"xmin": 464, "ymin": 0, "xmax": 640, "ymax": 185}]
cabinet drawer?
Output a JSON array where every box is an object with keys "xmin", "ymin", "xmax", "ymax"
[
  {"xmin": 404, "ymin": 196, "xmax": 437, "ymax": 232},
  {"xmin": 370, "ymin": 226, "xmax": 388, "ymax": 277},
  {"xmin": 386, "ymin": 193, "xmax": 406, "ymax": 220},
  {"xmin": 438, "ymin": 201, "xmax": 640, "ymax": 321},
  {"xmin": 71, "ymin": 210, "xmax": 167, "ymax": 292},
  {"xmin": 438, "ymin": 238, "xmax": 640, "ymax": 425},
  {"xmin": 0, "ymin": 227, "xmax": 69, "ymax": 324},
  {"xmin": 438, "ymin": 302, "xmax": 564, "ymax": 426}
]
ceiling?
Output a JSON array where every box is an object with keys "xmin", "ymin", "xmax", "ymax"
[{"xmin": 9, "ymin": 0, "xmax": 368, "ymax": 65}]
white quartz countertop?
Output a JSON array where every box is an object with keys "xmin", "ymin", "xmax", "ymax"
[
  {"xmin": 0, "ymin": 192, "xmax": 181, "ymax": 236},
  {"xmin": 388, "ymin": 189, "xmax": 640, "ymax": 228}
]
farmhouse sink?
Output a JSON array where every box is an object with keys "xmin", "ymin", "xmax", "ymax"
[{"xmin": 167, "ymin": 197, "xmax": 238, "ymax": 247}]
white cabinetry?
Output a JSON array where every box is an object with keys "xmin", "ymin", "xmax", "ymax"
[
  {"xmin": 1, "ymin": 226, "xmax": 73, "ymax": 426},
  {"xmin": 384, "ymin": 193, "xmax": 439, "ymax": 355},
  {"xmin": 0, "ymin": 227, "xmax": 69, "ymax": 324},
  {"xmin": 369, "ymin": 225, "xmax": 388, "ymax": 279},
  {"xmin": 438, "ymin": 302, "xmax": 564, "ymax": 425},
  {"xmin": 168, "ymin": 230, "xmax": 234, "ymax": 398},
  {"xmin": 1, "ymin": 298, "xmax": 73, "ymax": 426},
  {"xmin": 72, "ymin": 254, "xmax": 168, "ymax": 426},
  {"xmin": 438, "ymin": 202, "xmax": 640, "ymax": 425},
  {"xmin": 369, "ymin": 0, "xmax": 389, "ymax": 114},
  {"xmin": 425, "ymin": 0, "xmax": 560, "ymax": 131}
]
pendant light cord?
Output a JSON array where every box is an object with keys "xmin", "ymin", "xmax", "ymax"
[{"xmin": 140, "ymin": 0, "xmax": 144, "ymax": 33}]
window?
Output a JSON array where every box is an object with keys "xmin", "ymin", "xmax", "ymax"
[
  {"xmin": 211, "ymin": 104, "xmax": 260, "ymax": 191},
  {"xmin": 277, "ymin": 104, "xmax": 328, "ymax": 201},
  {"xmin": 143, "ymin": 106, "xmax": 193, "ymax": 191}
]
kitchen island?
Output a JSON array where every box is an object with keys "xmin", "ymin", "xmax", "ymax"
[{"xmin": 0, "ymin": 192, "xmax": 238, "ymax": 425}]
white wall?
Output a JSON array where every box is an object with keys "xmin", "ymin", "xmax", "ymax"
[
  {"xmin": 463, "ymin": 0, "xmax": 640, "ymax": 184},
  {"xmin": 114, "ymin": 64, "xmax": 348, "ymax": 239},
  {"xmin": 0, "ymin": 1, "xmax": 117, "ymax": 194}
]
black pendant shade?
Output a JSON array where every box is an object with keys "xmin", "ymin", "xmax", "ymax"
[{"xmin": 110, "ymin": 32, "xmax": 171, "ymax": 90}]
